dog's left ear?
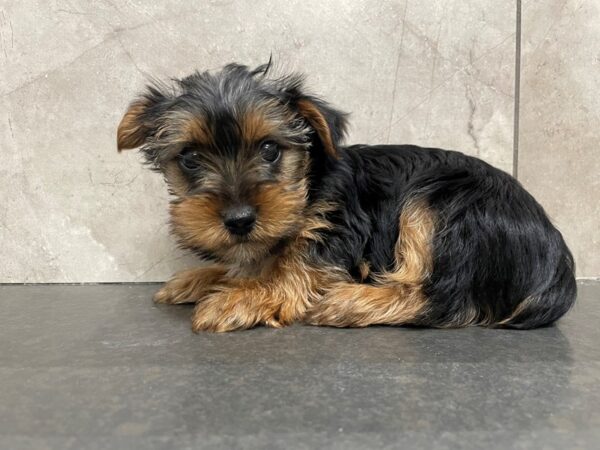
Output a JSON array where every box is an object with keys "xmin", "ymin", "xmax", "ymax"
[
  {"xmin": 295, "ymin": 96, "xmax": 348, "ymax": 159},
  {"xmin": 117, "ymin": 100, "xmax": 151, "ymax": 151},
  {"xmin": 117, "ymin": 86, "xmax": 172, "ymax": 152}
]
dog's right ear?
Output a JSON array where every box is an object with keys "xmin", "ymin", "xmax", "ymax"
[
  {"xmin": 275, "ymin": 74, "xmax": 348, "ymax": 160},
  {"xmin": 117, "ymin": 86, "xmax": 171, "ymax": 152},
  {"xmin": 295, "ymin": 96, "xmax": 348, "ymax": 160}
]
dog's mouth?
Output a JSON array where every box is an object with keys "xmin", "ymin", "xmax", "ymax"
[
  {"xmin": 220, "ymin": 221, "xmax": 295, "ymax": 261},
  {"xmin": 230, "ymin": 234, "xmax": 251, "ymax": 244},
  {"xmin": 226, "ymin": 231, "xmax": 279, "ymax": 251}
]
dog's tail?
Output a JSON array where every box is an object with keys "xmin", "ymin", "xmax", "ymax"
[{"xmin": 498, "ymin": 248, "xmax": 577, "ymax": 329}]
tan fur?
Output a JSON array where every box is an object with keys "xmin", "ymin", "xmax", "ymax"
[
  {"xmin": 386, "ymin": 199, "xmax": 436, "ymax": 285},
  {"xmin": 358, "ymin": 260, "xmax": 370, "ymax": 281},
  {"xmin": 157, "ymin": 199, "xmax": 337, "ymax": 332},
  {"xmin": 191, "ymin": 223, "xmax": 344, "ymax": 332},
  {"xmin": 306, "ymin": 283, "xmax": 427, "ymax": 327},
  {"xmin": 180, "ymin": 115, "xmax": 212, "ymax": 145},
  {"xmin": 153, "ymin": 112, "xmax": 214, "ymax": 162},
  {"xmin": 165, "ymin": 186, "xmax": 343, "ymax": 332},
  {"xmin": 240, "ymin": 104, "xmax": 281, "ymax": 144},
  {"xmin": 307, "ymin": 200, "xmax": 436, "ymax": 327},
  {"xmin": 170, "ymin": 177, "xmax": 310, "ymax": 266},
  {"xmin": 251, "ymin": 181, "xmax": 307, "ymax": 241},
  {"xmin": 154, "ymin": 265, "xmax": 227, "ymax": 304},
  {"xmin": 170, "ymin": 195, "xmax": 233, "ymax": 257},
  {"xmin": 117, "ymin": 101, "xmax": 149, "ymax": 151},
  {"xmin": 297, "ymin": 99, "xmax": 338, "ymax": 159}
]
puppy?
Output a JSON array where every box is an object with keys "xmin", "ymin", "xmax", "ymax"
[{"xmin": 117, "ymin": 63, "xmax": 576, "ymax": 332}]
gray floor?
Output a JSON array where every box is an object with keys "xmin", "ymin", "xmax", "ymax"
[{"xmin": 1, "ymin": 282, "xmax": 599, "ymax": 450}]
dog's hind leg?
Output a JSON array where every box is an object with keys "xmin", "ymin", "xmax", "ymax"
[
  {"xmin": 306, "ymin": 199, "xmax": 435, "ymax": 327},
  {"xmin": 305, "ymin": 281, "xmax": 429, "ymax": 327}
]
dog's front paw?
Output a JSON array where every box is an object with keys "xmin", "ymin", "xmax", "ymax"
[
  {"xmin": 190, "ymin": 288, "xmax": 283, "ymax": 333},
  {"xmin": 153, "ymin": 266, "xmax": 227, "ymax": 305},
  {"xmin": 153, "ymin": 283, "xmax": 193, "ymax": 304}
]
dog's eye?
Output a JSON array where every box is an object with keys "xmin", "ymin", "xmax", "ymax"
[
  {"xmin": 178, "ymin": 148, "xmax": 202, "ymax": 172},
  {"xmin": 259, "ymin": 141, "xmax": 281, "ymax": 163}
]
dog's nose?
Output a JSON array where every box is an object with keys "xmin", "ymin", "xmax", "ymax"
[{"xmin": 223, "ymin": 205, "xmax": 257, "ymax": 236}]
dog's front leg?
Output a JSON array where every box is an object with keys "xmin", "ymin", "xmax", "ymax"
[
  {"xmin": 153, "ymin": 265, "xmax": 228, "ymax": 304},
  {"xmin": 191, "ymin": 280, "xmax": 278, "ymax": 332},
  {"xmin": 192, "ymin": 275, "xmax": 317, "ymax": 332},
  {"xmin": 190, "ymin": 259, "xmax": 324, "ymax": 332}
]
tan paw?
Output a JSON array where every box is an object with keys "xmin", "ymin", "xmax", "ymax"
[
  {"xmin": 153, "ymin": 284, "xmax": 197, "ymax": 304},
  {"xmin": 153, "ymin": 266, "xmax": 226, "ymax": 305},
  {"xmin": 190, "ymin": 288, "xmax": 283, "ymax": 333}
]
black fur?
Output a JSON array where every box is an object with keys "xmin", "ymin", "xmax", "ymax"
[{"xmin": 308, "ymin": 144, "xmax": 577, "ymax": 329}]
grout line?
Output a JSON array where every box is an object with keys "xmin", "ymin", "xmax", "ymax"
[{"xmin": 513, "ymin": 0, "xmax": 522, "ymax": 179}]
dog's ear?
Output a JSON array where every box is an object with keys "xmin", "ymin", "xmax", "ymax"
[
  {"xmin": 268, "ymin": 68, "xmax": 348, "ymax": 158},
  {"xmin": 117, "ymin": 86, "xmax": 171, "ymax": 152},
  {"xmin": 295, "ymin": 96, "xmax": 348, "ymax": 159}
]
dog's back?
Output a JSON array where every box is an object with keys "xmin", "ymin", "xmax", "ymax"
[{"xmin": 310, "ymin": 144, "xmax": 577, "ymax": 329}]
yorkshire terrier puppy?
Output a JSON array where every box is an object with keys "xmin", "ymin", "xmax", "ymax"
[{"xmin": 117, "ymin": 63, "xmax": 576, "ymax": 332}]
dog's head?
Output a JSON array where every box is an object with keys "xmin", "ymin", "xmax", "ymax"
[{"xmin": 117, "ymin": 63, "xmax": 347, "ymax": 264}]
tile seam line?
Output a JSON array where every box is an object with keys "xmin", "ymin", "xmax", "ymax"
[{"xmin": 513, "ymin": 0, "xmax": 522, "ymax": 179}]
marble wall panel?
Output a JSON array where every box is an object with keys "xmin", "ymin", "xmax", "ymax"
[
  {"xmin": 519, "ymin": 0, "xmax": 600, "ymax": 277},
  {"xmin": 1, "ymin": 1, "xmax": 516, "ymax": 281}
]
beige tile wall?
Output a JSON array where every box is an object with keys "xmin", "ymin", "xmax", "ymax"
[
  {"xmin": 519, "ymin": 0, "xmax": 599, "ymax": 277},
  {"xmin": 0, "ymin": 1, "xmax": 596, "ymax": 281}
]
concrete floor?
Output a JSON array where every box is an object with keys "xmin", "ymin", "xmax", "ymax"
[{"xmin": 1, "ymin": 281, "xmax": 599, "ymax": 450}]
